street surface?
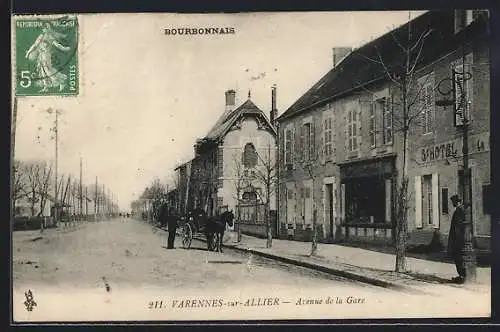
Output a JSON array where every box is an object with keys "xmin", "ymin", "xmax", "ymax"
[
  {"xmin": 12, "ymin": 218, "xmax": 490, "ymax": 321},
  {"xmin": 13, "ymin": 218, "xmax": 364, "ymax": 291}
]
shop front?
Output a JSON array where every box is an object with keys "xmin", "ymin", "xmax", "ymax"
[
  {"xmin": 338, "ymin": 154, "xmax": 397, "ymax": 244},
  {"xmin": 409, "ymin": 132, "xmax": 491, "ymax": 252}
]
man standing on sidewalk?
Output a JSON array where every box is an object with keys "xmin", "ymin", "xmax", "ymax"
[
  {"xmin": 167, "ymin": 207, "xmax": 178, "ymax": 249},
  {"xmin": 448, "ymin": 195, "xmax": 466, "ymax": 284}
]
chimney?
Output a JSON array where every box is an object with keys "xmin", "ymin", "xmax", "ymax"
[
  {"xmin": 332, "ymin": 47, "xmax": 352, "ymax": 68},
  {"xmin": 270, "ymin": 85, "xmax": 277, "ymax": 126},
  {"xmin": 225, "ymin": 89, "xmax": 236, "ymax": 112}
]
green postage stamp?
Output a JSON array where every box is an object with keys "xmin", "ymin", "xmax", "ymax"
[{"xmin": 14, "ymin": 16, "xmax": 79, "ymax": 96}]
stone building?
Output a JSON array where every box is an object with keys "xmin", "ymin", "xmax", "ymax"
[
  {"xmin": 276, "ymin": 9, "xmax": 491, "ymax": 252},
  {"xmin": 177, "ymin": 89, "xmax": 278, "ymax": 235}
]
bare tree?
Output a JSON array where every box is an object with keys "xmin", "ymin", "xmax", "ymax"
[
  {"xmin": 148, "ymin": 177, "xmax": 167, "ymax": 223},
  {"xmin": 13, "ymin": 160, "xmax": 28, "ymax": 213},
  {"xmin": 24, "ymin": 161, "xmax": 42, "ymax": 216},
  {"xmin": 251, "ymin": 143, "xmax": 278, "ymax": 249},
  {"xmin": 231, "ymin": 153, "xmax": 250, "ymax": 242},
  {"xmin": 297, "ymin": 155, "xmax": 322, "ymax": 256},
  {"xmin": 292, "ymin": 118, "xmax": 324, "ymax": 256},
  {"xmin": 356, "ymin": 13, "xmax": 433, "ymax": 271},
  {"xmin": 37, "ymin": 162, "xmax": 53, "ymax": 218}
]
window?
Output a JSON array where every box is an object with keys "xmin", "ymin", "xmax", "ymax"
[
  {"xmin": 382, "ymin": 98, "xmax": 393, "ymax": 144},
  {"xmin": 242, "ymin": 191, "xmax": 257, "ymax": 203},
  {"xmin": 300, "ymin": 121, "xmax": 314, "ymax": 161},
  {"xmin": 347, "ymin": 109, "xmax": 358, "ymax": 152},
  {"xmin": 323, "ymin": 117, "xmax": 333, "ymax": 157},
  {"xmin": 422, "ymin": 175, "xmax": 433, "ymax": 225},
  {"xmin": 242, "ymin": 143, "xmax": 258, "ymax": 168},
  {"xmin": 323, "ymin": 105, "xmax": 334, "ymax": 160},
  {"xmin": 301, "ymin": 123, "xmax": 312, "ymax": 160},
  {"xmin": 422, "ymin": 83, "xmax": 434, "ymax": 134},
  {"xmin": 441, "ymin": 187, "xmax": 449, "ymax": 214},
  {"xmin": 284, "ymin": 128, "xmax": 292, "ymax": 165},
  {"xmin": 369, "ymin": 103, "xmax": 376, "ymax": 147},
  {"xmin": 344, "ymin": 177, "xmax": 385, "ymax": 223},
  {"xmin": 303, "ymin": 181, "xmax": 313, "ymax": 224}
]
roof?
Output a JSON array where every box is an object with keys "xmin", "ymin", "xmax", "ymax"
[
  {"xmin": 203, "ymin": 98, "xmax": 275, "ymax": 141},
  {"xmin": 277, "ymin": 10, "xmax": 489, "ymax": 121}
]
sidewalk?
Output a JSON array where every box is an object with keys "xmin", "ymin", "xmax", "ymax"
[
  {"xmin": 12, "ymin": 221, "xmax": 90, "ymax": 242},
  {"xmin": 197, "ymin": 232, "xmax": 491, "ymax": 294}
]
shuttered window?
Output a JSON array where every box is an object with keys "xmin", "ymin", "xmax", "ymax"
[
  {"xmin": 347, "ymin": 109, "xmax": 359, "ymax": 152},
  {"xmin": 431, "ymin": 173, "xmax": 440, "ymax": 229},
  {"xmin": 369, "ymin": 103, "xmax": 376, "ymax": 147},
  {"xmin": 382, "ymin": 97, "xmax": 393, "ymax": 144}
]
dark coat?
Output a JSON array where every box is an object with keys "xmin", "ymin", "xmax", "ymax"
[
  {"xmin": 448, "ymin": 204, "xmax": 465, "ymax": 256},
  {"xmin": 167, "ymin": 212, "xmax": 178, "ymax": 231}
]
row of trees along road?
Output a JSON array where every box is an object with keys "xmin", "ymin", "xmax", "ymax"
[{"xmin": 13, "ymin": 159, "xmax": 112, "ymax": 218}]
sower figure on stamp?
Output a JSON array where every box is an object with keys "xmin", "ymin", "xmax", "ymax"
[
  {"xmin": 25, "ymin": 22, "xmax": 71, "ymax": 92},
  {"xmin": 448, "ymin": 194, "xmax": 466, "ymax": 284},
  {"xmin": 166, "ymin": 207, "xmax": 178, "ymax": 249}
]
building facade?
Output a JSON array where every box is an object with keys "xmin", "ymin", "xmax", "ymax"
[
  {"xmin": 277, "ymin": 10, "xmax": 491, "ymax": 251},
  {"xmin": 177, "ymin": 89, "xmax": 278, "ymax": 235}
]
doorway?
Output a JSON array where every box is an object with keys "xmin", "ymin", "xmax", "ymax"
[{"xmin": 326, "ymin": 183, "xmax": 334, "ymax": 238}]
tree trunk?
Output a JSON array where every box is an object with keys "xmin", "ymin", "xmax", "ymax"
[
  {"xmin": 237, "ymin": 204, "xmax": 242, "ymax": 242},
  {"xmin": 266, "ymin": 203, "xmax": 272, "ymax": 248},
  {"xmin": 395, "ymin": 130, "xmax": 409, "ymax": 272},
  {"xmin": 311, "ymin": 209, "xmax": 318, "ymax": 256},
  {"xmin": 30, "ymin": 195, "xmax": 36, "ymax": 217}
]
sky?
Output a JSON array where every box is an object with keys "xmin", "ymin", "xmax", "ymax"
[{"xmin": 12, "ymin": 11, "xmax": 426, "ymax": 211}]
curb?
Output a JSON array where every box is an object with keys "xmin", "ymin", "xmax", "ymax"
[{"xmin": 192, "ymin": 234, "xmax": 426, "ymax": 294}]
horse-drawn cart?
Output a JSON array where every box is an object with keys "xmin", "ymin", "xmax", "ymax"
[{"xmin": 177, "ymin": 209, "xmax": 234, "ymax": 252}]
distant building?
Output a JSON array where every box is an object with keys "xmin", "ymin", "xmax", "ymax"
[{"xmin": 276, "ymin": 10, "xmax": 491, "ymax": 251}]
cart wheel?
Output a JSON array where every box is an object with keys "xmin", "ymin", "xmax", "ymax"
[{"xmin": 182, "ymin": 224, "xmax": 192, "ymax": 249}]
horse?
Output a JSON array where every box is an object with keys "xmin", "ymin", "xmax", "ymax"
[{"xmin": 205, "ymin": 210, "xmax": 234, "ymax": 253}]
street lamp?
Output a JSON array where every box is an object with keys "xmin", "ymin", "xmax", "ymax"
[{"xmin": 436, "ymin": 56, "xmax": 477, "ymax": 283}]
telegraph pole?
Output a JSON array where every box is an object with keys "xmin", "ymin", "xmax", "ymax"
[
  {"xmin": 85, "ymin": 186, "xmax": 89, "ymax": 220},
  {"xmin": 11, "ymin": 97, "xmax": 18, "ymax": 224},
  {"xmin": 79, "ymin": 155, "xmax": 83, "ymax": 221},
  {"xmin": 54, "ymin": 109, "xmax": 59, "ymax": 226},
  {"xmin": 95, "ymin": 176, "xmax": 98, "ymax": 220},
  {"xmin": 102, "ymin": 183, "xmax": 106, "ymax": 219},
  {"xmin": 458, "ymin": 38, "xmax": 477, "ymax": 283},
  {"xmin": 437, "ymin": 25, "xmax": 477, "ymax": 283}
]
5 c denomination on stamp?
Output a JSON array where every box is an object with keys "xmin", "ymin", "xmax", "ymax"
[{"xmin": 15, "ymin": 16, "xmax": 79, "ymax": 96}]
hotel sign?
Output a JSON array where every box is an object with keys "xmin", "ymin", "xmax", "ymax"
[{"xmin": 418, "ymin": 132, "xmax": 490, "ymax": 164}]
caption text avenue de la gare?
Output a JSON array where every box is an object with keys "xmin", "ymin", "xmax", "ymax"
[
  {"xmin": 164, "ymin": 27, "xmax": 236, "ymax": 36},
  {"xmin": 149, "ymin": 296, "xmax": 366, "ymax": 309}
]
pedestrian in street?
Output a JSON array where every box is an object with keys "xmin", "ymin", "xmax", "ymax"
[
  {"xmin": 167, "ymin": 207, "xmax": 178, "ymax": 249},
  {"xmin": 448, "ymin": 194, "xmax": 466, "ymax": 284}
]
